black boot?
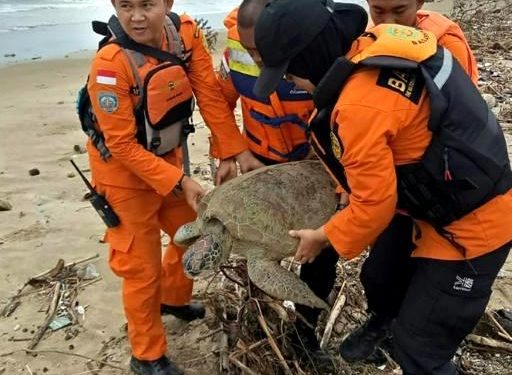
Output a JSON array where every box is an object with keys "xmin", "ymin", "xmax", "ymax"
[
  {"xmin": 130, "ymin": 356, "xmax": 184, "ymax": 375},
  {"xmin": 339, "ymin": 314, "xmax": 392, "ymax": 363},
  {"xmin": 291, "ymin": 321, "xmax": 335, "ymax": 373},
  {"xmin": 160, "ymin": 302, "xmax": 205, "ymax": 322}
]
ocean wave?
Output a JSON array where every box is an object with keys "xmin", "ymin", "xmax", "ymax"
[
  {"xmin": 0, "ymin": 22, "xmax": 82, "ymax": 33},
  {"xmin": 0, "ymin": 2, "xmax": 97, "ymax": 14}
]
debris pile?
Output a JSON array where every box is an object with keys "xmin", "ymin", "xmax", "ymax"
[{"xmin": 1, "ymin": 254, "xmax": 101, "ymax": 349}]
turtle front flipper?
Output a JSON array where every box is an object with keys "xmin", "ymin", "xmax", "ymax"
[
  {"xmin": 174, "ymin": 221, "xmax": 201, "ymax": 248},
  {"xmin": 246, "ymin": 252, "xmax": 329, "ymax": 310}
]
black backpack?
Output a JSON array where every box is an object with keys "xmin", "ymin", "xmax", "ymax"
[{"xmin": 311, "ymin": 47, "xmax": 512, "ymax": 233}]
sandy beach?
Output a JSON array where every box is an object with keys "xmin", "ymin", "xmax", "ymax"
[{"xmin": 1, "ymin": 1, "xmax": 512, "ymax": 374}]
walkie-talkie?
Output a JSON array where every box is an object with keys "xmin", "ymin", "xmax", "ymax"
[{"xmin": 69, "ymin": 159, "xmax": 120, "ymax": 228}]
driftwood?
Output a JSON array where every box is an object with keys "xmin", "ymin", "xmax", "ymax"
[
  {"xmin": 255, "ymin": 300, "xmax": 293, "ymax": 375},
  {"xmin": 1, "ymin": 254, "xmax": 102, "ymax": 352},
  {"xmin": 28, "ymin": 282, "xmax": 62, "ymax": 349},
  {"xmin": 229, "ymin": 356, "xmax": 259, "ymax": 375},
  {"xmin": 84, "ymin": 336, "xmax": 120, "ymax": 375},
  {"xmin": 487, "ymin": 311, "xmax": 512, "ymax": 343},
  {"xmin": 1, "ymin": 254, "xmax": 99, "ymax": 318},
  {"xmin": 0, "ymin": 348, "xmax": 127, "ymax": 371},
  {"xmin": 320, "ymin": 281, "xmax": 346, "ymax": 350},
  {"xmin": 467, "ymin": 334, "xmax": 512, "ymax": 353}
]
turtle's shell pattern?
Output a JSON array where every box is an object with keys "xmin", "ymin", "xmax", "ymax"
[{"xmin": 198, "ymin": 160, "xmax": 338, "ymax": 260}]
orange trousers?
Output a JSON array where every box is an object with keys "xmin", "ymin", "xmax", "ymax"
[{"xmin": 98, "ymin": 183, "xmax": 196, "ymax": 360}]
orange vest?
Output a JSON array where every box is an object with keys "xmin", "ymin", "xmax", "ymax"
[
  {"xmin": 219, "ymin": 9, "xmax": 314, "ymax": 163},
  {"xmin": 416, "ymin": 10, "xmax": 479, "ymax": 84}
]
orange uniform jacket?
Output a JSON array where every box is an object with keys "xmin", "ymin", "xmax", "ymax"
[
  {"xmin": 416, "ymin": 10, "xmax": 479, "ymax": 84},
  {"xmin": 87, "ymin": 14, "xmax": 248, "ymax": 194},
  {"xmin": 334, "ymin": 11, "xmax": 478, "ymax": 198},
  {"xmin": 216, "ymin": 9, "xmax": 314, "ymax": 162},
  {"xmin": 323, "ymin": 33, "xmax": 512, "ymax": 262}
]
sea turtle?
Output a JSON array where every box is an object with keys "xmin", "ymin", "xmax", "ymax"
[{"xmin": 174, "ymin": 160, "xmax": 338, "ymax": 309}]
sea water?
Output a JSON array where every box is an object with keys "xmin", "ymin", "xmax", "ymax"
[{"xmin": 0, "ymin": 0, "xmax": 367, "ymax": 63}]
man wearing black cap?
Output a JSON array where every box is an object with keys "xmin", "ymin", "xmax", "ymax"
[
  {"xmin": 252, "ymin": 0, "xmax": 512, "ymax": 374},
  {"xmin": 214, "ymin": 0, "xmax": 367, "ymax": 370}
]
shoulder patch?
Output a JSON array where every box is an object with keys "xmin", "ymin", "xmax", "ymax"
[
  {"xmin": 330, "ymin": 124, "xmax": 344, "ymax": 159},
  {"xmin": 376, "ymin": 68, "xmax": 424, "ymax": 104},
  {"xmin": 97, "ymin": 91, "xmax": 119, "ymax": 113}
]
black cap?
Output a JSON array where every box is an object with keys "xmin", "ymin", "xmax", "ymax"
[{"xmin": 253, "ymin": 0, "xmax": 335, "ymax": 98}]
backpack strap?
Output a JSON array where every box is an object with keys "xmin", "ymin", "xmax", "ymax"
[
  {"xmin": 310, "ymin": 57, "xmax": 358, "ymax": 193},
  {"xmin": 313, "ymin": 57, "xmax": 357, "ymax": 110},
  {"xmin": 106, "ymin": 16, "xmax": 185, "ymax": 65},
  {"xmin": 168, "ymin": 12, "xmax": 181, "ymax": 32},
  {"xmin": 164, "ymin": 16, "xmax": 185, "ymax": 60}
]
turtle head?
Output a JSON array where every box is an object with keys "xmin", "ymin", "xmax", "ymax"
[
  {"xmin": 174, "ymin": 221, "xmax": 201, "ymax": 248},
  {"xmin": 182, "ymin": 219, "xmax": 231, "ymax": 278}
]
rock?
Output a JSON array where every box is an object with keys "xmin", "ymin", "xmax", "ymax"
[
  {"xmin": 29, "ymin": 168, "xmax": 40, "ymax": 176},
  {"xmin": 491, "ymin": 42, "xmax": 505, "ymax": 50},
  {"xmin": 0, "ymin": 200, "xmax": 12, "ymax": 211},
  {"xmin": 73, "ymin": 144, "xmax": 86, "ymax": 154},
  {"xmin": 482, "ymin": 93, "xmax": 497, "ymax": 108},
  {"xmin": 57, "ymin": 101, "xmax": 64, "ymax": 105},
  {"xmin": 67, "ymin": 172, "xmax": 75, "ymax": 178}
]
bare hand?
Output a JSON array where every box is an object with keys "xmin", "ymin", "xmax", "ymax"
[
  {"xmin": 289, "ymin": 227, "xmax": 330, "ymax": 264},
  {"xmin": 235, "ymin": 150, "xmax": 265, "ymax": 174},
  {"xmin": 215, "ymin": 158, "xmax": 237, "ymax": 185},
  {"xmin": 181, "ymin": 176, "xmax": 206, "ymax": 212}
]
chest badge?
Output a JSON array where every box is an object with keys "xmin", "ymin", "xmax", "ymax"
[{"xmin": 330, "ymin": 130, "xmax": 343, "ymax": 159}]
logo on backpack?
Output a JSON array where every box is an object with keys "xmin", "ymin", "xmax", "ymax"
[{"xmin": 453, "ymin": 275, "xmax": 474, "ymax": 292}]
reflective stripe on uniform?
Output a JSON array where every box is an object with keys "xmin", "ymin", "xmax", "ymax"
[
  {"xmin": 226, "ymin": 39, "xmax": 261, "ymax": 77},
  {"xmin": 433, "ymin": 48, "xmax": 453, "ymax": 90}
]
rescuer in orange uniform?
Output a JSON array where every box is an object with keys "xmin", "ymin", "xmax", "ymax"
[
  {"xmin": 252, "ymin": 0, "xmax": 512, "ymax": 374},
  {"xmin": 84, "ymin": 0, "xmax": 261, "ymax": 374},
  {"xmin": 367, "ymin": 0, "xmax": 478, "ymax": 84},
  {"xmin": 212, "ymin": 1, "xmax": 365, "ymax": 369},
  {"xmin": 217, "ymin": 5, "xmax": 314, "ymax": 166},
  {"xmin": 337, "ymin": 0, "xmax": 482, "ymax": 365}
]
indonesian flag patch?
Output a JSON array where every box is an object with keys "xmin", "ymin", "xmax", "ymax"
[{"xmin": 96, "ymin": 69, "xmax": 117, "ymax": 85}]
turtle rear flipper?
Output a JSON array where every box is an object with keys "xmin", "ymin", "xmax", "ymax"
[{"xmin": 246, "ymin": 253, "xmax": 329, "ymax": 310}]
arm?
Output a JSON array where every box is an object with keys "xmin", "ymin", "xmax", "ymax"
[
  {"xmin": 88, "ymin": 50, "xmax": 182, "ymax": 196},
  {"xmin": 185, "ymin": 22, "xmax": 248, "ymax": 160},
  {"xmin": 216, "ymin": 51, "xmax": 240, "ymax": 112},
  {"xmin": 438, "ymin": 33, "xmax": 479, "ymax": 85},
  {"xmin": 291, "ymin": 105, "xmax": 401, "ymax": 262},
  {"xmin": 323, "ymin": 105, "xmax": 402, "ymax": 259}
]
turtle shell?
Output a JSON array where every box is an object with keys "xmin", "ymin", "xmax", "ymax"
[{"xmin": 199, "ymin": 160, "xmax": 337, "ymax": 259}]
